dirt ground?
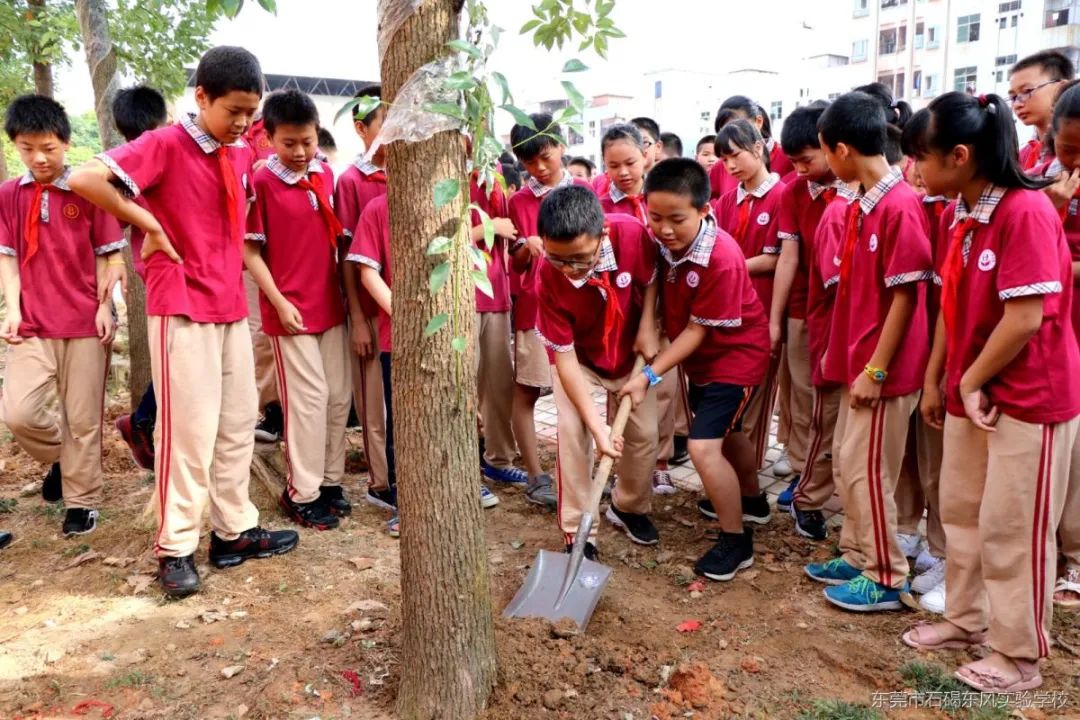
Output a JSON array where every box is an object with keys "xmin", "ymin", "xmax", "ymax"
[{"xmin": 2, "ymin": 398, "xmax": 1080, "ymax": 719}]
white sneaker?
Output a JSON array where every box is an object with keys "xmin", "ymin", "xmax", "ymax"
[
  {"xmin": 772, "ymin": 450, "xmax": 793, "ymax": 477},
  {"xmin": 911, "ymin": 556, "xmax": 946, "ymax": 594},
  {"xmin": 913, "ymin": 547, "xmax": 938, "ymax": 574},
  {"xmin": 895, "ymin": 532, "xmax": 925, "ymax": 559},
  {"xmin": 918, "ymin": 579, "xmax": 946, "ymax": 614}
]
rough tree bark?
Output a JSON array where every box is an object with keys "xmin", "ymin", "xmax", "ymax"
[
  {"xmin": 75, "ymin": 0, "xmax": 151, "ymax": 408},
  {"xmin": 382, "ymin": 1, "xmax": 498, "ymax": 718},
  {"xmin": 27, "ymin": 0, "xmax": 54, "ymax": 97}
]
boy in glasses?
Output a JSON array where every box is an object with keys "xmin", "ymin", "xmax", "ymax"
[
  {"xmin": 1009, "ymin": 51, "xmax": 1076, "ymax": 170},
  {"xmin": 535, "ymin": 185, "xmax": 660, "ymax": 557}
]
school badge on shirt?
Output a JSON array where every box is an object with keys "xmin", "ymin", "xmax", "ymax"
[
  {"xmin": 686, "ymin": 270, "xmax": 700, "ymax": 288},
  {"xmin": 977, "ymin": 249, "xmax": 996, "ymax": 272},
  {"xmin": 868, "ymin": 234, "xmax": 879, "ymax": 252},
  {"xmin": 62, "ymin": 203, "xmax": 80, "ymax": 220},
  {"xmin": 756, "ymin": 212, "xmax": 770, "ymax": 226},
  {"xmin": 616, "ymin": 271, "xmax": 631, "ymax": 288}
]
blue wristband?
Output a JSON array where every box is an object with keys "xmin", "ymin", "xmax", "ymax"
[{"xmin": 642, "ymin": 365, "xmax": 662, "ymax": 387}]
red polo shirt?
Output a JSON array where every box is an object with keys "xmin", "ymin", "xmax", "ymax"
[
  {"xmin": 709, "ymin": 141, "xmax": 792, "ymax": 199},
  {"xmin": 334, "ymin": 160, "xmax": 387, "ymax": 319},
  {"xmin": 469, "ymin": 176, "xmax": 511, "ymax": 314},
  {"xmin": 922, "ymin": 195, "xmax": 953, "ymax": 333},
  {"xmin": 536, "ymin": 214, "xmax": 657, "ymax": 379},
  {"xmin": 658, "ymin": 218, "xmax": 769, "ymax": 386},
  {"xmin": 0, "ymin": 170, "xmax": 125, "ymax": 338},
  {"xmin": 347, "ymin": 194, "xmax": 392, "ymax": 353},
  {"xmin": 713, "ymin": 173, "xmax": 786, "ymax": 318},
  {"xmin": 600, "ymin": 186, "xmax": 648, "ymax": 225},
  {"xmin": 245, "ymin": 157, "xmax": 345, "ymax": 337},
  {"xmin": 1034, "ymin": 158, "xmax": 1080, "ymax": 342},
  {"xmin": 806, "ymin": 190, "xmax": 853, "ymax": 387},
  {"xmin": 776, "ymin": 177, "xmax": 842, "ymax": 320}
]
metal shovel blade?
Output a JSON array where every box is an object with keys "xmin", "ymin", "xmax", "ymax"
[{"xmin": 502, "ymin": 549, "xmax": 613, "ymax": 630}]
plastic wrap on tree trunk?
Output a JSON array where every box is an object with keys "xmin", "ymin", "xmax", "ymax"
[
  {"xmin": 365, "ymin": 56, "xmax": 465, "ymax": 161},
  {"xmin": 378, "ymin": 0, "xmax": 424, "ymax": 64}
]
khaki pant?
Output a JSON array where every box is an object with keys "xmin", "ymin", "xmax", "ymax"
[
  {"xmin": 783, "ymin": 319, "xmax": 813, "ymax": 474},
  {"xmin": 514, "ymin": 329, "xmax": 551, "ymax": 388},
  {"xmin": 476, "ymin": 312, "xmax": 517, "ymax": 469},
  {"xmin": 656, "ymin": 334, "xmax": 691, "ymax": 463},
  {"xmin": 941, "ymin": 413, "xmax": 1078, "ymax": 660},
  {"xmin": 743, "ymin": 351, "xmax": 781, "ymax": 470},
  {"xmin": 895, "ymin": 411, "xmax": 946, "ymax": 558},
  {"xmin": 2, "ymin": 337, "xmax": 109, "ymax": 509},
  {"xmin": 792, "ymin": 385, "xmax": 841, "ymax": 511},
  {"xmin": 150, "ymin": 316, "xmax": 259, "ymax": 557},
  {"xmin": 553, "ymin": 362, "xmax": 658, "ymax": 543},
  {"xmin": 1061, "ymin": 423, "xmax": 1080, "ymax": 570},
  {"xmin": 244, "ymin": 271, "xmax": 279, "ymax": 409},
  {"xmin": 835, "ymin": 390, "xmax": 919, "ymax": 589},
  {"xmin": 348, "ymin": 314, "xmax": 390, "ymax": 490},
  {"xmin": 270, "ymin": 325, "xmax": 352, "ymax": 504}
]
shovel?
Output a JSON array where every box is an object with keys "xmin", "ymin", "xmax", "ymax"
[{"xmin": 503, "ymin": 355, "xmax": 646, "ymax": 630}]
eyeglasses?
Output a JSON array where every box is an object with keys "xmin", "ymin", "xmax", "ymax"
[
  {"xmin": 545, "ymin": 245, "xmax": 601, "ymax": 272},
  {"xmin": 1009, "ymin": 80, "xmax": 1061, "ymax": 105},
  {"xmin": 642, "ymin": 139, "xmax": 655, "ymax": 151}
]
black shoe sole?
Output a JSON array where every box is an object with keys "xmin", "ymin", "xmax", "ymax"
[
  {"xmin": 160, "ymin": 579, "xmax": 201, "ymax": 599},
  {"xmin": 279, "ymin": 496, "xmax": 340, "ymax": 531},
  {"xmin": 604, "ymin": 507, "xmax": 659, "ymax": 546},
  {"xmin": 326, "ymin": 501, "xmax": 352, "ymax": 517},
  {"xmin": 62, "ymin": 523, "xmax": 97, "ymax": 537},
  {"xmin": 743, "ymin": 512, "xmax": 771, "ymax": 526},
  {"xmin": 697, "ymin": 502, "xmax": 717, "ymax": 520},
  {"xmin": 695, "ymin": 556, "xmax": 754, "ymax": 582},
  {"xmin": 210, "ymin": 535, "xmax": 299, "ymax": 569},
  {"xmin": 669, "ymin": 451, "xmax": 690, "ymax": 466}
]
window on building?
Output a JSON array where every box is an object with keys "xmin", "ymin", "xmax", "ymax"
[
  {"xmin": 913, "ymin": 69, "xmax": 922, "ymax": 93},
  {"xmin": 828, "ymin": 92, "xmax": 842, "ymax": 100},
  {"xmin": 854, "ymin": 0, "xmax": 870, "ymax": 16},
  {"xmin": 925, "ymin": 74, "xmax": 938, "ymax": 96},
  {"xmin": 588, "ymin": 120, "xmax": 596, "ymax": 133},
  {"xmin": 769, "ymin": 101, "xmax": 783, "ymax": 120},
  {"xmin": 957, "ymin": 14, "xmax": 981, "ymax": 42},
  {"xmin": 654, "ymin": 80, "xmax": 662, "ymax": 99},
  {"xmin": 852, "ymin": 38, "xmax": 869, "ymax": 61},
  {"xmin": 998, "ymin": 16, "xmax": 1006, "ymax": 28},
  {"xmin": 998, "ymin": 0, "xmax": 1021, "ymax": 11},
  {"xmin": 881, "ymin": 0, "xmax": 908, "ymax": 7},
  {"xmin": 880, "ymin": 25, "xmax": 907, "ymax": 54},
  {"xmin": 954, "ymin": 66, "xmax": 978, "ymax": 93},
  {"xmin": 1012, "ymin": 13, "xmax": 1019, "ymax": 25},
  {"xmin": 995, "ymin": 54, "xmax": 1018, "ymax": 66},
  {"xmin": 927, "ymin": 24, "xmax": 942, "ymax": 48},
  {"xmin": 568, "ymin": 129, "xmax": 584, "ymax": 145},
  {"xmin": 1045, "ymin": 0, "xmax": 1073, "ymax": 27},
  {"xmin": 700, "ymin": 111, "xmax": 710, "ymax": 122},
  {"xmin": 915, "ymin": 20, "xmax": 925, "ymax": 47}
]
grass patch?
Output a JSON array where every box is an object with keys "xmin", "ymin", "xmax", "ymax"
[
  {"xmin": 899, "ymin": 662, "xmax": 1011, "ymax": 719},
  {"xmin": 62, "ymin": 543, "xmax": 91, "ymax": 557},
  {"xmin": 106, "ymin": 670, "xmax": 154, "ymax": 689},
  {"xmin": 796, "ymin": 700, "xmax": 882, "ymax": 720},
  {"xmin": 0, "ymin": 497, "xmax": 16, "ymax": 513},
  {"xmin": 34, "ymin": 502, "xmax": 65, "ymax": 519}
]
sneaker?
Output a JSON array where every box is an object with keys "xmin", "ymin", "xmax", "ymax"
[
  {"xmin": 158, "ymin": 555, "xmax": 199, "ymax": 598},
  {"xmin": 0, "ymin": 531, "xmax": 11, "ymax": 550},
  {"xmin": 209, "ymin": 526, "xmax": 300, "ymax": 568},
  {"xmin": 62, "ymin": 508, "xmax": 98, "ymax": 536},
  {"xmin": 254, "ymin": 402, "xmax": 283, "ymax": 443},
  {"xmin": 115, "ymin": 414, "xmax": 155, "ymax": 470},
  {"xmin": 42, "ymin": 462, "xmax": 62, "ymax": 503},
  {"xmin": 804, "ymin": 557, "xmax": 862, "ymax": 586},
  {"xmin": 319, "ymin": 485, "xmax": 352, "ymax": 517},
  {"xmin": 824, "ymin": 575, "xmax": 908, "ymax": 612},
  {"xmin": 772, "ymin": 450, "xmax": 793, "ymax": 477},
  {"xmin": 279, "ymin": 491, "xmax": 339, "ymax": 530},
  {"xmin": 480, "ymin": 484, "xmax": 500, "ymax": 508},
  {"xmin": 896, "ymin": 532, "xmax": 925, "ymax": 559},
  {"xmin": 652, "ymin": 470, "xmax": 676, "ymax": 495},
  {"xmin": 694, "ymin": 528, "xmax": 754, "ymax": 582},
  {"xmin": 605, "ymin": 504, "xmax": 659, "ymax": 545},
  {"xmin": 697, "ymin": 497, "xmax": 718, "ymax": 520},
  {"xmin": 741, "ymin": 492, "xmax": 771, "ymax": 525},
  {"xmin": 790, "ymin": 504, "xmax": 827, "ymax": 541},
  {"xmin": 919, "ymin": 579, "xmax": 946, "ymax": 614},
  {"xmin": 670, "ymin": 435, "xmax": 690, "ymax": 465},
  {"xmin": 911, "ymin": 555, "xmax": 946, "ymax": 595},
  {"xmin": 565, "ymin": 541, "xmax": 599, "ymax": 562},
  {"xmin": 481, "ymin": 462, "xmax": 528, "ymax": 485},
  {"xmin": 366, "ymin": 485, "xmax": 398, "ymax": 511},
  {"xmin": 913, "ymin": 547, "xmax": 938, "ymax": 574},
  {"xmin": 525, "ymin": 473, "xmax": 557, "ymax": 509},
  {"xmin": 387, "ymin": 515, "xmax": 400, "ymax": 538},
  {"xmin": 775, "ymin": 475, "xmax": 801, "ymax": 511}
]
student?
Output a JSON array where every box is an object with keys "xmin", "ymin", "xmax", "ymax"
[
  {"xmin": 599, "ymin": 124, "xmax": 648, "ymax": 225},
  {"xmin": 501, "ymin": 161, "xmax": 522, "ymax": 194},
  {"xmin": 899, "ymin": 91, "xmax": 1079, "ymax": 693},
  {"xmin": 801, "ymin": 91, "xmax": 933, "ymax": 612},
  {"xmin": 68, "ymin": 46, "xmax": 300, "ymax": 597},
  {"xmin": 594, "ymin": 117, "xmax": 662, "ymax": 198},
  {"xmin": 709, "ymin": 96, "xmax": 794, "ymax": 201},
  {"xmin": 243, "ymin": 89, "xmax": 351, "ymax": 530},
  {"xmin": 0, "ymin": 94, "xmax": 125, "ymax": 536},
  {"xmin": 695, "ymin": 135, "xmax": 718, "ymax": 172},
  {"xmin": 568, "ymin": 156, "xmax": 594, "ymax": 181},
  {"xmin": 507, "ymin": 113, "xmax": 590, "ymax": 509},
  {"xmin": 1009, "ymin": 51, "xmax": 1076, "ymax": 170},
  {"xmin": 334, "ymin": 84, "xmax": 396, "ymax": 512},
  {"xmin": 711, "ymin": 119, "xmax": 786, "ymax": 492},
  {"xmin": 621, "ymin": 159, "xmax": 768, "ymax": 580},
  {"xmin": 659, "ymin": 131, "xmax": 683, "ymax": 160},
  {"xmin": 536, "ymin": 185, "xmax": 660, "ymax": 554},
  {"xmin": 110, "ymin": 85, "xmax": 169, "ymax": 472},
  {"xmin": 316, "ymin": 126, "xmax": 337, "ymax": 165}
]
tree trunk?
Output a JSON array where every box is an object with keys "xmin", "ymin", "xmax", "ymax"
[
  {"xmin": 0, "ymin": 137, "xmax": 8, "ymax": 182},
  {"xmin": 75, "ymin": 0, "xmax": 151, "ymax": 407},
  {"xmin": 27, "ymin": 0, "xmax": 54, "ymax": 97},
  {"xmin": 382, "ymin": 1, "xmax": 497, "ymax": 718}
]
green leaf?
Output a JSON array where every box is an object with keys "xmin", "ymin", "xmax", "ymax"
[
  {"xmin": 562, "ymin": 58, "xmax": 588, "ymax": 73},
  {"xmin": 490, "ymin": 72, "xmax": 513, "ymax": 105},
  {"xmin": 423, "ymin": 102, "xmax": 466, "ymax": 120},
  {"xmin": 433, "ymin": 178, "xmax": 461, "ymax": 209},
  {"xmin": 603, "ymin": 27, "xmax": 627, "ymax": 39},
  {"xmin": 451, "ymin": 336, "xmax": 467, "ymax": 354},
  {"xmin": 445, "ymin": 71, "xmax": 478, "ymax": 91},
  {"xmin": 425, "ymin": 236, "xmax": 453, "ymax": 256},
  {"xmin": 429, "ymin": 262, "xmax": 451, "ymax": 295},
  {"xmin": 572, "ymin": 11, "xmax": 590, "ymax": 35},
  {"xmin": 446, "ymin": 39, "xmax": 483, "ymax": 59},
  {"xmin": 424, "ymin": 313, "xmax": 449, "ymax": 337},
  {"xmin": 466, "ymin": 244, "xmax": 488, "ymax": 270},
  {"xmin": 256, "ymin": 0, "xmax": 277, "ymax": 13},
  {"xmin": 561, "ymin": 80, "xmax": 585, "ymax": 112},
  {"xmin": 220, "ymin": 0, "xmax": 241, "ymax": 17},
  {"xmin": 471, "ymin": 270, "xmax": 494, "ymax": 299},
  {"xmin": 519, "ymin": 18, "xmax": 541, "ymax": 34},
  {"xmin": 334, "ymin": 95, "xmax": 381, "ymax": 124},
  {"xmin": 471, "ymin": 206, "xmax": 495, "ymax": 250},
  {"xmin": 501, "ymin": 105, "xmax": 536, "ymax": 130}
]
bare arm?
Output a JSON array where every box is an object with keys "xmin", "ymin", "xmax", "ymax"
[
  {"xmin": 770, "ymin": 241, "xmax": 798, "ymax": 330},
  {"xmin": 746, "ymin": 253, "xmax": 779, "ymax": 275},
  {"xmin": 647, "ymin": 322, "xmax": 706, "ymax": 377},
  {"xmin": 869, "ymin": 285, "xmax": 917, "ymax": 371},
  {"xmin": 960, "ymin": 295, "xmax": 1043, "ymax": 393},
  {"xmin": 0, "ymin": 255, "xmax": 22, "ymax": 343},
  {"xmin": 360, "ymin": 265, "xmax": 392, "ymax": 316},
  {"xmin": 633, "ymin": 281, "xmax": 660, "ymax": 360}
]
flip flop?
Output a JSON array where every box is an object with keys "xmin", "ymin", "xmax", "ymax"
[
  {"xmin": 954, "ymin": 656, "xmax": 1042, "ymax": 693},
  {"xmin": 901, "ymin": 621, "xmax": 987, "ymax": 651},
  {"xmin": 1053, "ymin": 569, "xmax": 1080, "ymax": 609}
]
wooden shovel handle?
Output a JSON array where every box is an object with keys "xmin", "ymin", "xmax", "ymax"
[{"xmin": 587, "ymin": 355, "xmax": 646, "ymax": 513}]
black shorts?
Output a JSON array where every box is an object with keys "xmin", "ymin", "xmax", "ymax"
[{"xmin": 688, "ymin": 383, "xmax": 757, "ymax": 440}]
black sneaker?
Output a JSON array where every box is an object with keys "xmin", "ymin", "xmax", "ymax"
[
  {"xmin": 158, "ymin": 555, "xmax": 200, "ymax": 598},
  {"xmin": 741, "ymin": 492, "xmax": 771, "ymax": 525},
  {"xmin": 254, "ymin": 402, "xmax": 284, "ymax": 443},
  {"xmin": 697, "ymin": 497, "xmax": 718, "ymax": 520},
  {"xmin": 319, "ymin": 485, "xmax": 352, "ymax": 517},
  {"xmin": 346, "ymin": 401, "xmax": 361, "ymax": 430},
  {"xmin": 670, "ymin": 435, "xmax": 690, "ymax": 465},
  {"xmin": 42, "ymin": 462, "xmax": 62, "ymax": 503},
  {"xmin": 565, "ymin": 541, "xmax": 599, "ymax": 562},
  {"xmin": 0, "ymin": 530, "xmax": 12, "ymax": 550},
  {"xmin": 209, "ymin": 526, "xmax": 300, "ymax": 568},
  {"xmin": 365, "ymin": 485, "xmax": 398, "ymax": 511},
  {"xmin": 62, "ymin": 508, "xmax": 98, "ymax": 536},
  {"xmin": 604, "ymin": 504, "xmax": 659, "ymax": 545},
  {"xmin": 790, "ymin": 504, "xmax": 828, "ymax": 541},
  {"xmin": 279, "ymin": 491, "xmax": 340, "ymax": 530},
  {"xmin": 694, "ymin": 528, "xmax": 754, "ymax": 582}
]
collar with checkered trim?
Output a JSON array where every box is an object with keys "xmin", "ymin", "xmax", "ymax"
[
  {"xmin": 807, "ymin": 178, "xmax": 844, "ymax": 201},
  {"xmin": 180, "ymin": 113, "xmax": 248, "ymax": 154},
  {"xmin": 527, "ymin": 168, "xmax": 574, "ymax": 198},
  {"xmin": 568, "ymin": 236, "xmax": 618, "ymax": 289},
  {"xmin": 19, "ymin": 167, "xmax": 71, "ymax": 191},
  {"xmin": 658, "ymin": 217, "xmax": 716, "ymax": 281},
  {"xmin": 857, "ymin": 166, "xmax": 904, "ymax": 215},
  {"xmin": 609, "ymin": 181, "xmax": 645, "ymax": 204},
  {"xmin": 353, "ymin": 156, "xmax": 384, "ymax": 176},
  {"xmin": 736, "ymin": 172, "xmax": 780, "ymax": 204},
  {"xmin": 953, "ymin": 184, "xmax": 1007, "ymax": 226},
  {"xmin": 266, "ymin": 155, "xmax": 324, "ymax": 186}
]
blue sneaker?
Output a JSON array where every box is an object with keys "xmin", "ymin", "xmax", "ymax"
[
  {"xmin": 482, "ymin": 462, "xmax": 528, "ymax": 485},
  {"xmin": 775, "ymin": 475, "xmax": 801, "ymax": 511},
  {"xmin": 804, "ymin": 557, "xmax": 862, "ymax": 585},
  {"xmin": 480, "ymin": 484, "xmax": 500, "ymax": 509},
  {"xmin": 387, "ymin": 515, "xmax": 399, "ymax": 539},
  {"xmin": 824, "ymin": 575, "xmax": 908, "ymax": 612}
]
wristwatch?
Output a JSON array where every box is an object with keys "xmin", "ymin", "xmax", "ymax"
[
  {"xmin": 643, "ymin": 365, "xmax": 663, "ymax": 387},
  {"xmin": 865, "ymin": 365, "xmax": 888, "ymax": 384}
]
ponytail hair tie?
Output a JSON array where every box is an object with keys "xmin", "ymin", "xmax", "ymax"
[{"xmin": 977, "ymin": 94, "xmax": 989, "ymax": 107}]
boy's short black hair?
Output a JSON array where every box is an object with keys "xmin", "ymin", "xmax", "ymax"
[
  {"xmin": 631, "ymin": 116, "xmax": 660, "ymax": 142},
  {"xmin": 353, "ymin": 83, "xmax": 382, "ymax": 124},
  {"xmin": 660, "ymin": 131, "xmax": 683, "ymax": 156},
  {"xmin": 500, "ymin": 161, "xmax": 522, "ymax": 190},
  {"xmin": 317, "ymin": 126, "xmax": 336, "ymax": 151},
  {"xmin": 568, "ymin": 156, "xmax": 595, "ymax": 173},
  {"xmin": 644, "ymin": 158, "xmax": 710, "ymax": 209},
  {"xmin": 1011, "ymin": 50, "xmax": 1076, "ymax": 82},
  {"xmin": 696, "ymin": 134, "xmax": 715, "ymax": 151},
  {"xmin": 4, "ymin": 94, "xmax": 71, "ymax": 143},
  {"xmin": 780, "ymin": 104, "xmax": 827, "ymax": 156},
  {"xmin": 537, "ymin": 185, "xmax": 605, "ymax": 242},
  {"xmin": 511, "ymin": 112, "xmax": 562, "ymax": 162},
  {"xmin": 818, "ymin": 91, "xmax": 887, "ymax": 157},
  {"xmin": 261, "ymin": 89, "xmax": 320, "ymax": 135},
  {"xmin": 112, "ymin": 85, "xmax": 167, "ymax": 142},
  {"xmin": 194, "ymin": 45, "xmax": 264, "ymax": 101}
]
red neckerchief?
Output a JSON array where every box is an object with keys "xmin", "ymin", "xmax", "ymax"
[
  {"xmin": 584, "ymin": 223, "xmax": 623, "ymax": 365},
  {"xmin": 822, "ymin": 187, "xmax": 838, "ymax": 205},
  {"xmin": 1023, "ymin": 139, "xmax": 1043, "ymax": 171},
  {"xmin": 732, "ymin": 196, "xmax": 753, "ymax": 245},
  {"xmin": 216, "ymin": 147, "xmax": 242, "ymax": 246},
  {"xmin": 932, "ymin": 200, "xmax": 946, "ymax": 220},
  {"xmin": 626, "ymin": 193, "xmax": 648, "ymax": 226},
  {"xmin": 838, "ymin": 200, "xmax": 863, "ymax": 291},
  {"xmin": 296, "ymin": 172, "xmax": 344, "ymax": 248},
  {"xmin": 941, "ymin": 218, "xmax": 980, "ymax": 335},
  {"xmin": 22, "ymin": 182, "xmax": 46, "ymax": 268}
]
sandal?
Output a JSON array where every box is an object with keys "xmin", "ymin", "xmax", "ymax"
[
  {"xmin": 954, "ymin": 655, "xmax": 1042, "ymax": 693},
  {"xmin": 386, "ymin": 515, "xmax": 400, "ymax": 539},
  {"xmin": 1053, "ymin": 568, "xmax": 1080, "ymax": 608},
  {"xmin": 902, "ymin": 621, "xmax": 987, "ymax": 651}
]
